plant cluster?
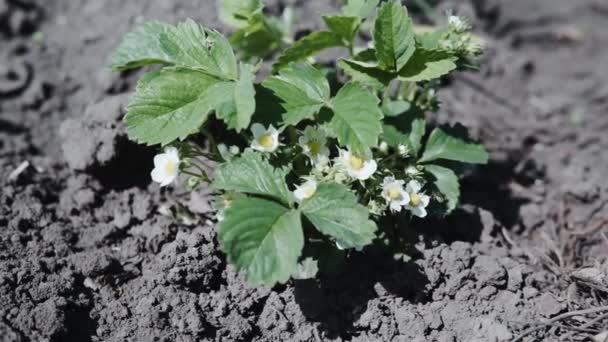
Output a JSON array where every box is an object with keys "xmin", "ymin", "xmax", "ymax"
[{"xmin": 111, "ymin": 0, "xmax": 487, "ymax": 286}]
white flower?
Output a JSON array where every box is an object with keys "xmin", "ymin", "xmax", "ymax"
[
  {"xmin": 299, "ymin": 126, "xmax": 330, "ymax": 164},
  {"xmin": 397, "ymin": 144, "xmax": 409, "ymax": 156},
  {"xmin": 381, "ymin": 177, "xmax": 410, "ymax": 212},
  {"xmin": 404, "ymin": 180, "xmax": 431, "ymax": 218},
  {"xmin": 378, "ymin": 141, "xmax": 389, "ymax": 154},
  {"xmin": 405, "ymin": 166, "xmax": 419, "ymax": 176},
  {"xmin": 448, "ymin": 15, "xmax": 469, "ymax": 33},
  {"xmin": 337, "ymin": 149, "xmax": 377, "ymax": 181},
  {"xmin": 251, "ymin": 123, "xmax": 280, "ymax": 153},
  {"xmin": 229, "ymin": 145, "xmax": 240, "ymax": 155},
  {"xmin": 294, "ymin": 179, "xmax": 317, "ymax": 202},
  {"xmin": 151, "ymin": 147, "xmax": 180, "ymax": 187}
]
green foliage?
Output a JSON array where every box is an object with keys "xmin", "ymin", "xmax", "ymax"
[
  {"xmin": 398, "ymin": 48, "xmax": 457, "ymax": 82},
  {"xmin": 328, "ymin": 83, "xmax": 383, "ymax": 155},
  {"xmin": 262, "ymin": 63, "xmax": 330, "ymax": 126},
  {"xmin": 272, "ymin": 31, "xmax": 344, "ymax": 72},
  {"xmin": 374, "ymin": 1, "xmax": 416, "ymax": 72},
  {"xmin": 213, "ymin": 151, "xmax": 293, "ymax": 206},
  {"xmin": 124, "ymin": 68, "xmax": 220, "ymax": 145},
  {"xmin": 219, "ymin": 0, "xmax": 261, "ymax": 29},
  {"xmin": 419, "ymin": 126, "xmax": 489, "ymax": 164},
  {"xmin": 425, "ymin": 164, "xmax": 460, "ymax": 213},
  {"xmin": 323, "ymin": 15, "xmax": 361, "ymax": 43},
  {"xmin": 112, "ymin": 20, "xmax": 237, "ymax": 80},
  {"xmin": 113, "ymin": 2, "xmax": 488, "ymax": 286},
  {"xmin": 300, "ymin": 183, "xmax": 377, "ymax": 249},
  {"xmin": 342, "ymin": 0, "xmax": 379, "ymax": 19},
  {"xmin": 338, "ymin": 59, "xmax": 393, "ymax": 90},
  {"xmin": 218, "ymin": 197, "xmax": 303, "ymax": 286}
]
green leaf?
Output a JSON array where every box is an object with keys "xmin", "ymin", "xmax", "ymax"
[
  {"xmin": 425, "ymin": 164, "xmax": 460, "ymax": 213},
  {"xmin": 328, "ymin": 83, "xmax": 383, "ymax": 154},
  {"xmin": 272, "ymin": 31, "xmax": 344, "ymax": 72},
  {"xmin": 124, "ymin": 68, "xmax": 221, "ymax": 145},
  {"xmin": 230, "ymin": 17, "xmax": 284, "ymax": 59},
  {"xmin": 300, "ymin": 183, "xmax": 377, "ymax": 249},
  {"xmin": 213, "ymin": 151, "xmax": 293, "ymax": 206},
  {"xmin": 417, "ymin": 27, "xmax": 448, "ymax": 50},
  {"xmin": 383, "ymin": 109, "xmax": 425, "ymax": 155},
  {"xmin": 232, "ymin": 63, "xmax": 257, "ymax": 131},
  {"xmin": 338, "ymin": 59, "xmax": 393, "ymax": 90},
  {"xmin": 407, "ymin": 116, "xmax": 426, "ymax": 156},
  {"xmin": 219, "ymin": 0, "xmax": 261, "ymax": 28},
  {"xmin": 111, "ymin": 19, "xmax": 238, "ymax": 80},
  {"xmin": 343, "ymin": 0, "xmax": 380, "ymax": 19},
  {"xmin": 323, "ymin": 15, "xmax": 360, "ymax": 43},
  {"xmin": 398, "ymin": 48, "xmax": 457, "ymax": 82},
  {"xmin": 373, "ymin": 1, "xmax": 415, "ymax": 72},
  {"xmin": 381, "ymin": 125, "xmax": 408, "ymax": 146},
  {"xmin": 419, "ymin": 127, "xmax": 488, "ymax": 164},
  {"xmin": 262, "ymin": 63, "xmax": 330, "ymax": 126},
  {"xmin": 382, "ymin": 99, "xmax": 411, "ymax": 117},
  {"xmin": 219, "ymin": 197, "xmax": 303, "ymax": 286}
]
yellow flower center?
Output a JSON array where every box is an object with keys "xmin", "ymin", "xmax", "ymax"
[
  {"xmin": 307, "ymin": 141, "xmax": 322, "ymax": 155},
  {"xmin": 348, "ymin": 155, "xmax": 365, "ymax": 171},
  {"xmin": 387, "ymin": 187, "xmax": 401, "ymax": 200},
  {"xmin": 164, "ymin": 161, "xmax": 177, "ymax": 175},
  {"xmin": 409, "ymin": 193, "xmax": 421, "ymax": 207},
  {"xmin": 303, "ymin": 186, "xmax": 316, "ymax": 198},
  {"xmin": 258, "ymin": 133, "xmax": 274, "ymax": 148}
]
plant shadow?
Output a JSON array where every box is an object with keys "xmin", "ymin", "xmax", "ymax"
[{"xmin": 293, "ymin": 247, "xmax": 428, "ymax": 339}]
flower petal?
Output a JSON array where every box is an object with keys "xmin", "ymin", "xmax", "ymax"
[
  {"xmin": 406, "ymin": 180, "xmax": 421, "ymax": 193},
  {"xmin": 420, "ymin": 194, "xmax": 431, "ymax": 207},
  {"xmin": 411, "ymin": 206, "xmax": 427, "ymax": 218},
  {"xmin": 250, "ymin": 123, "xmax": 265, "ymax": 138}
]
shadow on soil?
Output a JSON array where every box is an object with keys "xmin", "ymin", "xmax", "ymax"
[{"xmin": 293, "ymin": 248, "xmax": 428, "ymax": 339}]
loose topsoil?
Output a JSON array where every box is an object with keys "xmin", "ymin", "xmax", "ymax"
[{"xmin": 1, "ymin": 0, "xmax": 608, "ymax": 341}]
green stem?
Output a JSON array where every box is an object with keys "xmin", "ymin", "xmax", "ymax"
[
  {"xmin": 200, "ymin": 127, "xmax": 217, "ymax": 155},
  {"xmin": 183, "ymin": 169, "xmax": 210, "ymax": 183}
]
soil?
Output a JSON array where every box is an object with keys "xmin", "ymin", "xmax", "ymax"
[{"xmin": 1, "ymin": 0, "xmax": 608, "ymax": 341}]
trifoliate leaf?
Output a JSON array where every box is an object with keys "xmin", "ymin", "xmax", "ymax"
[
  {"xmin": 328, "ymin": 83, "xmax": 383, "ymax": 154},
  {"xmin": 419, "ymin": 127, "xmax": 488, "ymax": 164},
  {"xmin": 338, "ymin": 59, "xmax": 393, "ymax": 90},
  {"xmin": 272, "ymin": 31, "xmax": 344, "ymax": 72},
  {"xmin": 373, "ymin": 1, "xmax": 415, "ymax": 72},
  {"xmin": 232, "ymin": 63, "xmax": 257, "ymax": 131},
  {"xmin": 322, "ymin": 15, "xmax": 361, "ymax": 43},
  {"xmin": 262, "ymin": 63, "xmax": 330, "ymax": 126},
  {"xmin": 124, "ymin": 68, "xmax": 221, "ymax": 145},
  {"xmin": 213, "ymin": 151, "xmax": 293, "ymax": 206},
  {"xmin": 111, "ymin": 19, "xmax": 238, "ymax": 80},
  {"xmin": 300, "ymin": 183, "xmax": 377, "ymax": 250},
  {"xmin": 424, "ymin": 164, "xmax": 460, "ymax": 213},
  {"xmin": 398, "ymin": 48, "xmax": 457, "ymax": 82},
  {"xmin": 219, "ymin": 197, "xmax": 303, "ymax": 286},
  {"xmin": 343, "ymin": 0, "xmax": 380, "ymax": 19},
  {"xmin": 219, "ymin": 0, "xmax": 261, "ymax": 29}
]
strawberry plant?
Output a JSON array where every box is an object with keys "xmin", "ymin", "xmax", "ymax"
[{"xmin": 111, "ymin": 0, "xmax": 486, "ymax": 286}]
